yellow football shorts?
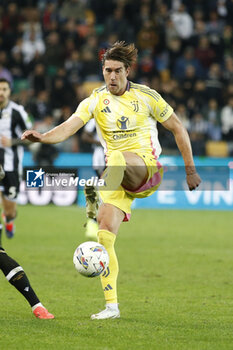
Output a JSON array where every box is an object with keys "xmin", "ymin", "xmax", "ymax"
[{"xmin": 99, "ymin": 152, "xmax": 163, "ymax": 221}]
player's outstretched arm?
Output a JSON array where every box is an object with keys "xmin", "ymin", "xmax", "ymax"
[
  {"xmin": 162, "ymin": 113, "xmax": 201, "ymax": 191},
  {"xmin": 21, "ymin": 115, "xmax": 84, "ymax": 144}
]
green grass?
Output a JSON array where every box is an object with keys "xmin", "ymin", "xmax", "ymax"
[{"xmin": 0, "ymin": 205, "xmax": 233, "ymax": 350}]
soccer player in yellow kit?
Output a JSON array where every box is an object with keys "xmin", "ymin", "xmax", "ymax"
[{"xmin": 22, "ymin": 42, "xmax": 201, "ymax": 320}]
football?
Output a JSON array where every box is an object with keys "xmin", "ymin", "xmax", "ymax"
[{"xmin": 73, "ymin": 241, "xmax": 109, "ymax": 277}]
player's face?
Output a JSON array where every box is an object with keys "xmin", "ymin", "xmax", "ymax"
[
  {"xmin": 0, "ymin": 82, "xmax": 11, "ymax": 107},
  {"xmin": 103, "ymin": 60, "xmax": 129, "ymax": 96}
]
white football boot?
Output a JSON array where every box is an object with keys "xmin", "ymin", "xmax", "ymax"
[
  {"xmin": 91, "ymin": 305, "xmax": 120, "ymax": 320},
  {"xmin": 85, "ymin": 218, "xmax": 98, "ymax": 241}
]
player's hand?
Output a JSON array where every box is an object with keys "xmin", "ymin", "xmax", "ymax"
[
  {"xmin": 0, "ymin": 135, "xmax": 12, "ymax": 147},
  {"xmin": 21, "ymin": 130, "xmax": 43, "ymax": 143},
  {"xmin": 186, "ymin": 172, "xmax": 201, "ymax": 191}
]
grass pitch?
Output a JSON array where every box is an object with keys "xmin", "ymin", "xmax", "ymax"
[{"xmin": 0, "ymin": 205, "xmax": 233, "ymax": 350}]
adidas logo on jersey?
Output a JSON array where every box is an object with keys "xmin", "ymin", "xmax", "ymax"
[{"xmin": 101, "ymin": 107, "xmax": 111, "ymax": 113}]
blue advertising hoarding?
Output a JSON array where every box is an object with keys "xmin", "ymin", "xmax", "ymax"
[
  {"xmin": 133, "ymin": 156, "xmax": 233, "ymax": 210},
  {"xmin": 22, "ymin": 152, "xmax": 233, "ymax": 210}
]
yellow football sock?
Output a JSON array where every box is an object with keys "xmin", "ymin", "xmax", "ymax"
[
  {"xmin": 98, "ymin": 230, "xmax": 118, "ymax": 304},
  {"xmin": 103, "ymin": 150, "xmax": 126, "ymax": 191}
]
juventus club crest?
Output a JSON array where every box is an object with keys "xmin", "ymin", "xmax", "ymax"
[{"xmin": 131, "ymin": 100, "xmax": 139, "ymax": 112}]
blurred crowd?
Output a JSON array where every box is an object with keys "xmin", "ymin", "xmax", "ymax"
[{"xmin": 0, "ymin": 0, "xmax": 233, "ymax": 157}]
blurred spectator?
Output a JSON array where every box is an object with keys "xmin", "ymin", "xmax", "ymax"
[
  {"xmin": 221, "ymin": 25, "xmax": 233, "ymax": 56},
  {"xmin": 42, "ymin": 2, "xmax": 58, "ymax": 32},
  {"xmin": 174, "ymin": 46, "xmax": 203, "ymax": 80},
  {"xmin": 192, "ymin": 8, "xmax": 205, "ymax": 22},
  {"xmin": 191, "ymin": 19, "xmax": 207, "ymax": 47},
  {"xmin": 11, "ymin": 37, "xmax": 24, "ymax": 57},
  {"xmin": 221, "ymin": 96, "xmax": 233, "ymax": 141},
  {"xmin": 30, "ymin": 90, "xmax": 51, "ymax": 123},
  {"xmin": 189, "ymin": 113, "xmax": 208, "ymax": 155},
  {"xmin": 65, "ymin": 50, "xmax": 82, "ymax": 84},
  {"xmin": 63, "ymin": 38, "xmax": 76, "ymax": 60},
  {"xmin": 21, "ymin": 29, "xmax": 45, "ymax": 64},
  {"xmin": 22, "ymin": 7, "xmax": 42, "ymax": 38},
  {"xmin": 176, "ymin": 104, "xmax": 191, "ymax": 130},
  {"xmin": 15, "ymin": 88, "xmax": 33, "ymax": 114},
  {"xmin": 81, "ymin": 34, "xmax": 99, "ymax": 58},
  {"xmin": 226, "ymin": 0, "xmax": 233, "ymax": 24},
  {"xmin": 154, "ymin": 3, "xmax": 169, "ymax": 27},
  {"xmin": 9, "ymin": 49, "xmax": 25, "ymax": 81},
  {"xmin": 171, "ymin": 3, "xmax": 194, "ymax": 40},
  {"xmin": 137, "ymin": 50, "xmax": 157, "ymax": 79},
  {"xmin": 105, "ymin": 6, "xmax": 132, "ymax": 42},
  {"xmin": 43, "ymin": 31, "xmax": 64, "ymax": 71},
  {"xmin": 206, "ymin": 10, "xmax": 224, "ymax": 38},
  {"xmin": 59, "ymin": 0, "xmax": 87, "ymax": 22},
  {"xmin": 167, "ymin": 37, "xmax": 182, "ymax": 73},
  {"xmin": 182, "ymin": 65, "xmax": 196, "ymax": 97},
  {"xmin": 80, "ymin": 49, "xmax": 101, "ymax": 81},
  {"xmin": 56, "ymin": 106, "xmax": 79, "ymax": 153},
  {"xmin": 217, "ymin": 0, "xmax": 228, "ymax": 18},
  {"xmin": 2, "ymin": 3, "xmax": 22, "ymax": 33},
  {"xmin": 195, "ymin": 36, "xmax": 216, "ymax": 69},
  {"xmin": 89, "ymin": 0, "xmax": 115, "ymax": 25},
  {"xmin": 165, "ymin": 18, "xmax": 179, "ymax": 48},
  {"xmin": 205, "ymin": 63, "xmax": 223, "ymax": 103},
  {"xmin": 50, "ymin": 77, "xmax": 76, "ymax": 109},
  {"xmin": 204, "ymin": 99, "xmax": 222, "ymax": 141},
  {"xmin": 187, "ymin": 80, "xmax": 207, "ymax": 115},
  {"xmin": 223, "ymin": 56, "xmax": 233, "ymax": 82},
  {"xmin": 30, "ymin": 63, "xmax": 48, "ymax": 95},
  {"xmin": 1, "ymin": 2, "xmax": 23, "ymax": 51},
  {"xmin": 61, "ymin": 18, "xmax": 84, "ymax": 49},
  {"xmin": 137, "ymin": 20, "xmax": 160, "ymax": 52},
  {"xmin": 172, "ymin": 84, "xmax": 186, "ymax": 106},
  {"xmin": 193, "ymin": 79, "xmax": 207, "ymax": 102},
  {"xmin": 0, "ymin": 51, "xmax": 13, "ymax": 86},
  {"xmin": 74, "ymin": 84, "xmax": 89, "ymax": 105}
]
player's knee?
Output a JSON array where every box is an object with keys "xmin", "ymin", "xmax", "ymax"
[
  {"xmin": 0, "ymin": 250, "xmax": 6, "ymax": 268},
  {"xmin": 97, "ymin": 217, "xmax": 112, "ymax": 232},
  {"xmin": 3, "ymin": 210, "xmax": 17, "ymax": 221},
  {"xmin": 97, "ymin": 212, "xmax": 115, "ymax": 233},
  {"xmin": 0, "ymin": 250, "xmax": 19, "ymax": 274},
  {"xmin": 108, "ymin": 150, "xmax": 126, "ymax": 167}
]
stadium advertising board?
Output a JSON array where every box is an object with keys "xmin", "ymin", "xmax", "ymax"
[{"xmin": 20, "ymin": 152, "xmax": 233, "ymax": 210}]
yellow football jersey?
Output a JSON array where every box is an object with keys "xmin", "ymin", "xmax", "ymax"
[{"xmin": 72, "ymin": 81, "xmax": 173, "ymax": 158}]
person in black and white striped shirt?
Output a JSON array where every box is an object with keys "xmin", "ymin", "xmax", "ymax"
[
  {"xmin": 0, "ymin": 78, "xmax": 32, "ymax": 239},
  {"xmin": 0, "ymin": 167, "xmax": 54, "ymax": 319}
]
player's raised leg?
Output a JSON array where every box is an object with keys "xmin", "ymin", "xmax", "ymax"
[
  {"xmin": 104, "ymin": 150, "xmax": 148, "ymax": 192},
  {"xmin": 0, "ymin": 248, "xmax": 54, "ymax": 319},
  {"xmin": 91, "ymin": 151, "xmax": 149, "ymax": 319},
  {"xmin": 84, "ymin": 149, "xmax": 126, "ymax": 221}
]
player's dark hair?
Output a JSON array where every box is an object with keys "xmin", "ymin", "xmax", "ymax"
[
  {"xmin": 0, "ymin": 78, "xmax": 11, "ymax": 88},
  {"xmin": 102, "ymin": 41, "xmax": 138, "ymax": 69}
]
